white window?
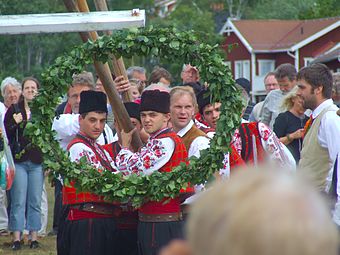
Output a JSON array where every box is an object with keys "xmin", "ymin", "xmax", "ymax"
[
  {"xmin": 234, "ymin": 60, "xmax": 250, "ymax": 80},
  {"xmin": 304, "ymin": 58, "xmax": 314, "ymax": 67},
  {"xmin": 258, "ymin": 60, "xmax": 275, "ymax": 76}
]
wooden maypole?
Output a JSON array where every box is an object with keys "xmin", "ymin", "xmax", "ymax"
[{"xmin": 63, "ymin": 0, "xmax": 143, "ymax": 151}]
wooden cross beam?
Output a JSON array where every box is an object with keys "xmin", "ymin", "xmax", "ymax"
[{"xmin": 0, "ymin": 10, "xmax": 145, "ymax": 34}]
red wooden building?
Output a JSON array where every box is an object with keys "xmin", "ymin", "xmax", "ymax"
[{"xmin": 219, "ymin": 17, "xmax": 340, "ymax": 99}]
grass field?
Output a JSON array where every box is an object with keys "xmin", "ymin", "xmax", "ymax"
[{"xmin": 0, "ymin": 180, "xmax": 57, "ymax": 254}]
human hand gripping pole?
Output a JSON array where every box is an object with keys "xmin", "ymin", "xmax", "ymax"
[{"xmin": 121, "ymin": 128, "xmax": 137, "ymax": 149}]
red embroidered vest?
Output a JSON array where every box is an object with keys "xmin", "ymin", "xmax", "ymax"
[
  {"xmin": 139, "ymin": 129, "xmax": 192, "ymax": 214},
  {"xmin": 102, "ymin": 141, "xmax": 121, "ymax": 160},
  {"xmin": 238, "ymin": 122, "xmax": 266, "ymax": 165},
  {"xmin": 229, "ymin": 144, "xmax": 246, "ymax": 170},
  {"xmin": 63, "ymin": 136, "xmax": 114, "ymax": 205}
]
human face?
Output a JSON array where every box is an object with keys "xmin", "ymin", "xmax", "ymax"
[
  {"xmin": 292, "ymin": 96, "xmax": 305, "ymax": 113},
  {"xmin": 277, "ymin": 77, "xmax": 296, "ymax": 94},
  {"xmin": 264, "ymin": 75, "xmax": 279, "ymax": 93},
  {"xmin": 170, "ymin": 94, "xmax": 195, "ymax": 132},
  {"xmin": 141, "ymin": 111, "xmax": 170, "ymax": 134},
  {"xmin": 202, "ymin": 102, "xmax": 221, "ymax": 129},
  {"xmin": 130, "ymin": 117, "xmax": 142, "ymax": 131},
  {"xmin": 296, "ymin": 79, "xmax": 317, "ymax": 110},
  {"xmin": 159, "ymin": 77, "xmax": 171, "ymax": 86},
  {"xmin": 95, "ymin": 79, "xmax": 106, "ymax": 94},
  {"xmin": 132, "ymin": 71, "xmax": 147, "ymax": 86},
  {"xmin": 22, "ymin": 80, "xmax": 38, "ymax": 102},
  {"xmin": 79, "ymin": 112, "xmax": 107, "ymax": 140},
  {"xmin": 130, "ymin": 86, "xmax": 140, "ymax": 100},
  {"xmin": 4, "ymin": 84, "xmax": 21, "ymax": 107},
  {"xmin": 181, "ymin": 65, "xmax": 199, "ymax": 84},
  {"xmin": 68, "ymin": 84, "xmax": 91, "ymax": 114}
]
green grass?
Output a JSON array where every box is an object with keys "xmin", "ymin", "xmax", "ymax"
[{"xmin": 0, "ymin": 180, "xmax": 57, "ymax": 254}]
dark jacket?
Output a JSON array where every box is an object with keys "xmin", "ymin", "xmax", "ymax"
[{"xmin": 4, "ymin": 99, "xmax": 43, "ymax": 164}]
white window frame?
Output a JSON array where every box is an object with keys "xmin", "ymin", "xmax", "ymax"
[
  {"xmin": 257, "ymin": 59, "xmax": 275, "ymax": 76},
  {"xmin": 304, "ymin": 57, "xmax": 314, "ymax": 67},
  {"xmin": 234, "ymin": 60, "xmax": 250, "ymax": 80}
]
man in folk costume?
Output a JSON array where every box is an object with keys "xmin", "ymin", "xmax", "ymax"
[
  {"xmin": 170, "ymin": 87, "xmax": 210, "ymax": 158},
  {"xmin": 116, "ymin": 90, "xmax": 192, "ymax": 255},
  {"xmin": 57, "ymin": 91, "xmax": 119, "ymax": 255},
  {"xmin": 197, "ymin": 87, "xmax": 295, "ymax": 170},
  {"xmin": 103, "ymin": 102, "xmax": 143, "ymax": 158},
  {"xmin": 102, "ymin": 102, "xmax": 143, "ymax": 255},
  {"xmin": 233, "ymin": 83, "xmax": 295, "ymax": 169},
  {"xmin": 170, "ymin": 86, "xmax": 244, "ymax": 179},
  {"xmin": 297, "ymin": 63, "xmax": 340, "ymax": 191}
]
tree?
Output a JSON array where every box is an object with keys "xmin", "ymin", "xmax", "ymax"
[
  {"xmin": 243, "ymin": 0, "xmax": 315, "ymax": 19},
  {"xmin": 299, "ymin": 0, "xmax": 340, "ymax": 19},
  {"xmin": 0, "ymin": 0, "xmax": 81, "ymax": 80}
]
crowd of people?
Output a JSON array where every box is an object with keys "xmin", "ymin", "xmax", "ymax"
[{"xmin": 0, "ymin": 62, "xmax": 339, "ymax": 254}]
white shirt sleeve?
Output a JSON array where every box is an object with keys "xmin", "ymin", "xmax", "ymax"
[
  {"xmin": 332, "ymin": 154, "xmax": 340, "ymax": 226},
  {"xmin": 188, "ymin": 136, "xmax": 210, "ymax": 158},
  {"xmin": 52, "ymin": 114, "xmax": 80, "ymax": 150},
  {"xmin": 318, "ymin": 110, "xmax": 340, "ymax": 163},
  {"xmin": 258, "ymin": 122, "xmax": 296, "ymax": 171},
  {"xmin": 116, "ymin": 137, "xmax": 175, "ymax": 176},
  {"xmin": 69, "ymin": 142, "xmax": 116, "ymax": 170}
]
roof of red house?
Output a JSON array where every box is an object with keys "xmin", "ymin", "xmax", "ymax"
[{"xmin": 226, "ymin": 17, "xmax": 340, "ymax": 51}]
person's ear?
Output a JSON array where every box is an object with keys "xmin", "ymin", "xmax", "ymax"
[{"xmin": 315, "ymin": 86, "xmax": 323, "ymax": 95}]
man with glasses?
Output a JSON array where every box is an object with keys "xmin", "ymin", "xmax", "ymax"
[
  {"xmin": 259, "ymin": 64, "xmax": 297, "ymax": 129},
  {"xmin": 249, "ymin": 72, "xmax": 279, "ymax": 122}
]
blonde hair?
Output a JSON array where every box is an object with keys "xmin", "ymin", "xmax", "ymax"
[
  {"xmin": 170, "ymin": 86, "xmax": 198, "ymax": 113},
  {"xmin": 281, "ymin": 86, "xmax": 299, "ymax": 111},
  {"xmin": 187, "ymin": 168, "xmax": 338, "ymax": 255}
]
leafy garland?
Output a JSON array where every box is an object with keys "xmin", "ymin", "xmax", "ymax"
[{"xmin": 26, "ymin": 27, "xmax": 243, "ymax": 207}]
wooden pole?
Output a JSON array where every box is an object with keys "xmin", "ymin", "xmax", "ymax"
[
  {"xmin": 92, "ymin": 0, "xmax": 132, "ymax": 103},
  {"xmin": 63, "ymin": 0, "xmax": 143, "ymax": 150}
]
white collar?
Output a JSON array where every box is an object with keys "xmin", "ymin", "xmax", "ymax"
[
  {"xmin": 177, "ymin": 120, "xmax": 194, "ymax": 137},
  {"xmin": 312, "ymin": 99, "xmax": 334, "ymax": 119}
]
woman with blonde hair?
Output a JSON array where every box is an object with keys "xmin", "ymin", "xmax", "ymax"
[{"xmin": 273, "ymin": 86, "xmax": 308, "ymax": 163}]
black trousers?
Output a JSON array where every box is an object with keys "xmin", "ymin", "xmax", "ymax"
[
  {"xmin": 53, "ymin": 179, "xmax": 63, "ymax": 232},
  {"xmin": 137, "ymin": 221, "xmax": 184, "ymax": 255},
  {"xmin": 116, "ymin": 228, "xmax": 138, "ymax": 255},
  {"xmin": 57, "ymin": 217, "xmax": 117, "ymax": 255}
]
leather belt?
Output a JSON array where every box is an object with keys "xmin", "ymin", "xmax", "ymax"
[
  {"xmin": 70, "ymin": 203, "xmax": 120, "ymax": 216},
  {"xmin": 139, "ymin": 212, "xmax": 183, "ymax": 222}
]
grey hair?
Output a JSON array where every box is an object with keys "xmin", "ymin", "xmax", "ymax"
[
  {"xmin": 1, "ymin": 77, "xmax": 21, "ymax": 97},
  {"xmin": 71, "ymin": 71, "xmax": 95, "ymax": 89},
  {"xmin": 143, "ymin": 82, "xmax": 170, "ymax": 93},
  {"xmin": 127, "ymin": 66, "xmax": 146, "ymax": 80}
]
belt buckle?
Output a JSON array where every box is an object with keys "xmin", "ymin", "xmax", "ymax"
[{"xmin": 81, "ymin": 203, "xmax": 95, "ymax": 211}]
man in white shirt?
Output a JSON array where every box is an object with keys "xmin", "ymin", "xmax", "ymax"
[
  {"xmin": 169, "ymin": 87, "xmax": 210, "ymax": 158},
  {"xmin": 297, "ymin": 63, "xmax": 340, "ymax": 191}
]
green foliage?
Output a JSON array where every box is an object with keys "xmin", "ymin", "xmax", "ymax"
[
  {"xmin": 0, "ymin": 0, "xmax": 81, "ymax": 80},
  {"xmin": 244, "ymin": 0, "xmax": 316, "ymax": 19},
  {"xmin": 299, "ymin": 0, "xmax": 340, "ymax": 19},
  {"xmin": 27, "ymin": 27, "xmax": 242, "ymax": 207}
]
